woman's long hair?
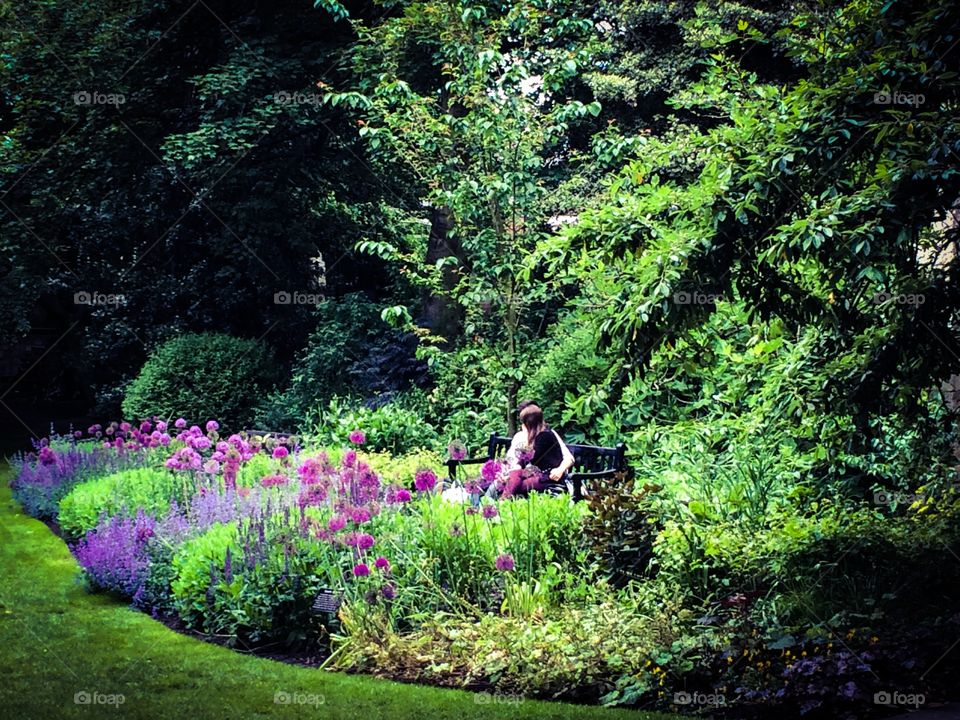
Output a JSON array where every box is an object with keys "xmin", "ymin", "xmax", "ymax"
[{"xmin": 520, "ymin": 404, "xmax": 546, "ymax": 448}]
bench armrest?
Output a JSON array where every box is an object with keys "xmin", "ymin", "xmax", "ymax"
[{"xmin": 445, "ymin": 456, "xmax": 492, "ymax": 480}]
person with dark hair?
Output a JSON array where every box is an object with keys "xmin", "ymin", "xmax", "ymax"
[{"xmin": 502, "ymin": 403, "xmax": 575, "ymax": 497}]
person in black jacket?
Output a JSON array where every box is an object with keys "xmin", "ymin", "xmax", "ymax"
[{"xmin": 502, "ymin": 404, "xmax": 574, "ymax": 497}]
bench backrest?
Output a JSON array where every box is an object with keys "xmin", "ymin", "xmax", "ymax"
[{"xmin": 484, "ymin": 433, "xmax": 626, "ymax": 476}]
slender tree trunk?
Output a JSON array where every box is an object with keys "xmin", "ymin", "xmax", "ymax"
[{"xmin": 422, "ymin": 206, "xmax": 462, "ymax": 344}]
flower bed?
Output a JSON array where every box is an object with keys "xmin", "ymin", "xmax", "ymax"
[{"xmin": 10, "ymin": 418, "xmax": 960, "ymax": 717}]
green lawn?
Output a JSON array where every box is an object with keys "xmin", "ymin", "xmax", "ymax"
[{"xmin": 0, "ymin": 465, "xmax": 681, "ymax": 720}]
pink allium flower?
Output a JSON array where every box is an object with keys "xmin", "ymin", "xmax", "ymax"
[
  {"xmin": 352, "ymin": 563, "xmax": 370, "ymax": 577},
  {"xmin": 495, "ymin": 553, "xmax": 515, "ymax": 572},
  {"xmin": 216, "ymin": 441, "xmax": 229, "ymax": 453},
  {"xmin": 482, "ymin": 504, "xmax": 499, "ymax": 519},
  {"xmin": 357, "ymin": 533, "xmax": 375, "ymax": 550},
  {"xmin": 447, "ymin": 441, "xmax": 467, "ymax": 461},
  {"xmin": 105, "ymin": 426, "xmax": 114, "ymax": 436},
  {"xmin": 119, "ymin": 422, "xmax": 131, "ymax": 432},
  {"xmin": 272, "ymin": 446, "xmax": 289, "ymax": 459},
  {"xmin": 328, "ymin": 516, "xmax": 346, "ymax": 532},
  {"xmin": 374, "ymin": 556, "xmax": 390, "ymax": 571},
  {"xmin": 203, "ymin": 460, "xmax": 221, "ymax": 475},
  {"xmin": 348, "ymin": 429, "xmax": 366, "ymax": 445},
  {"xmin": 414, "ymin": 469, "xmax": 438, "ymax": 493},
  {"xmin": 156, "ymin": 421, "xmax": 167, "ymax": 432},
  {"xmin": 465, "ymin": 506, "xmax": 478, "ymax": 515},
  {"xmin": 205, "ymin": 420, "xmax": 219, "ymax": 432},
  {"xmin": 260, "ymin": 474, "xmax": 288, "ymax": 488},
  {"xmin": 174, "ymin": 418, "xmax": 187, "ymax": 429}
]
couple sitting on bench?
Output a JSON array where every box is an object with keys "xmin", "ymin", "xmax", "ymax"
[{"xmin": 499, "ymin": 400, "xmax": 575, "ymax": 498}]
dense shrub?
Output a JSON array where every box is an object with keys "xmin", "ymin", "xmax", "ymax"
[
  {"xmin": 58, "ymin": 467, "xmax": 186, "ymax": 540},
  {"xmin": 122, "ymin": 333, "xmax": 279, "ymax": 431}
]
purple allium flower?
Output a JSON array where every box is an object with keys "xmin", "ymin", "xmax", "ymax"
[
  {"xmin": 139, "ymin": 421, "xmax": 152, "ymax": 434},
  {"xmin": 482, "ymin": 504, "xmax": 499, "ymax": 519},
  {"xmin": 465, "ymin": 506, "xmax": 478, "ymax": 515},
  {"xmin": 352, "ymin": 563, "xmax": 370, "ymax": 577},
  {"xmin": 73, "ymin": 430, "xmax": 83, "ymax": 439},
  {"xmin": 342, "ymin": 449, "xmax": 357, "ymax": 468},
  {"xmin": 348, "ymin": 429, "xmax": 366, "ymax": 445},
  {"xmin": 260, "ymin": 474, "xmax": 288, "ymax": 488},
  {"xmin": 156, "ymin": 421, "xmax": 167, "ymax": 432},
  {"xmin": 87, "ymin": 424, "xmax": 101, "ymax": 434},
  {"xmin": 272, "ymin": 446, "xmax": 289, "ymax": 460},
  {"xmin": 357, "ymin": 533, "xmax": 375, "ymax": 550},
  {"xmin": 381, "ymin": 583, "xmax": 396, "ymax": 600},
  {"xmin": 105, "ymin": 426, "xmax": 114, "ymax": 436},
  {"xmin": 206, "ymin": 420, "xmax": 219, "ymax": 433},
  {"xmin": 395, "ymin": 488, "xmax": 412, "ymax": 503},
  {"xmin": 119, "ymin": 422, "xmax": 131, "ymax": 433},
  {"xmin": 447, "ymin": 441, "xmax": 467, "ymax": 461},
  {"xmin": 374, "ymin": 556, "xmax": 390, "ymax": 571},
  {"xmin": 38, "ymin": 447, "xmax": 58, "ymax": 466},
  {"xmin": 328, "ymin": 515, "xmax": 346, "ymax": 532},
  {"xmin": 350, "ymin": 507, "xmax": 371, "ymax": 525},
  {"xmin": 216, "ymin": 441, "xmax": 230, "ymax": 453},
  {"xmin": 298, "ymin": 485, "xmax": 327, "ymax": 508},
  {"xmin": 414, "ymin": 469, "xmax": 438, "ymax": 493},
  {"xmin": 449, "ymin": 524, "xmax": 463, "ymax": 537},
  {"xmin": 495, "ymin": 553, "xmax": 515, "ymax": 572},
  {"xmin": 480, "ymin": 460, "xmax": 503, "ymax": 486},
  {"xmin": 174, "ymin": 418, "xmax": 187, "ymax": 429}
]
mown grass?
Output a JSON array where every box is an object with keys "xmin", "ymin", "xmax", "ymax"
[{"xmin": 0, "ymin": 464, "xmax": 681, "ymax": 720}]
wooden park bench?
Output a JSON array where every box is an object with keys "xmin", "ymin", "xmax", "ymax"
[{"xmin": 445, "ymin": 432, "xmax": 628, "ymax": 501}]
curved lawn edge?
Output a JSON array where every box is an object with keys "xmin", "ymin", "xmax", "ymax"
[{"xmin": 0, "ymin": 464, "xmax": 681, "ymax": 720}]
